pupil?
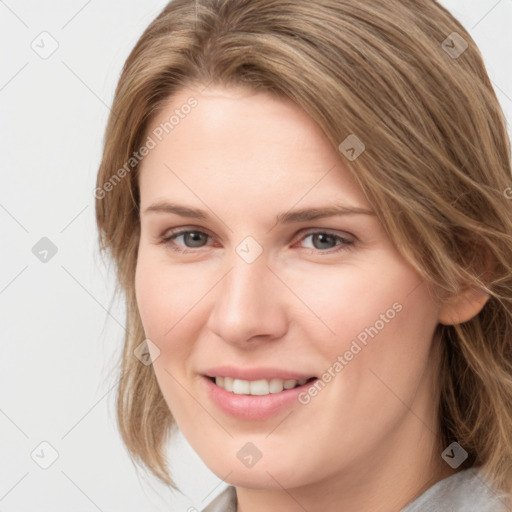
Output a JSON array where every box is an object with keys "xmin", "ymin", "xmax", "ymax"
[
  {"xmin": 185, "ymin": 232, "xmax": 206, "ymax": 247},
  {"xmin": 314, "ymin": 233, "xmax": 335, "ymax": 249}
]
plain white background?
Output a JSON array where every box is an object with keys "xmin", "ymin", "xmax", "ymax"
[{"xmin": 1, "ymin": 1, "xmax": 511, "ymax": 511}]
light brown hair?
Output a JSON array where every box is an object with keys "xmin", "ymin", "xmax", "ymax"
[{"xmin": 95, "ymin": 0, "xmax": 512, "ymax": 502}]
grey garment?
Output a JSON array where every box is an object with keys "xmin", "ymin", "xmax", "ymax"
[
  {"xmin": 202, "ymin": 485, "xmax": 237, "ymax": 512},
  {"xmin": 201, "ymin": 468, "xmax": 508, "ymax": 512},
  {"xmin": 401, "ymin": 467, "xmax": 508, "ymax": 512}
]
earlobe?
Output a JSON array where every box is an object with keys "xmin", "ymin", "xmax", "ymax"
[{"xmin": 438, "ymin": 286, "xmax": 490, "ymax": 326}]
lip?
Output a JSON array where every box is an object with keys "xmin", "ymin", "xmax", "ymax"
[
  {"xmin": 203, "ymin": 365, "xmax": 316, "ymax": 381},
  {"xmin": 201, "ymin": 372, "xmax": 318, "ymax": 421}
]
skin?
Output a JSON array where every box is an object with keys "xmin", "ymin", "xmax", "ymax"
[{"xmin": 135, "ymin": 84, "xmax": 487, "ymax": 512}]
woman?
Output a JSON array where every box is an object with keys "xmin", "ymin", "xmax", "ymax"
[{"xmin": 95, "ymin": 1, "xmax": 512, "ymax": 510}]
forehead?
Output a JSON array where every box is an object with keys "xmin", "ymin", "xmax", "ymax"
[{"xmin": 138, "ymin": 85, "xmax": 370, "ymax": 212}]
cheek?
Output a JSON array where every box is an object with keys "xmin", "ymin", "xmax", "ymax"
[
  {"xmin": 288, "ymin": 254, "xmax": 435, "ymax": 355},
  {"xmin": 319, "ymin": 264, "xmax": 441, "ymax": 433},
  {"xmin": 304, "ymin": 253, "xmax": 441, "ymax": 402},
  {"xmin": 134, "ymin": 243, "xmax": 438, "ymax": 365},
  {"xmin": 135, "ymin": 257, "xmax": 168, "ymax": 340},
  {"xmin": 135, "ymin": 250, "xmax": 199, "ymax": 340},
  {"xmin": 134, "ymin": 252, "xmax": 201, "ymax": 416}
]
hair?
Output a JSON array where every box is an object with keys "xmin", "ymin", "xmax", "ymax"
[{"xmin": 95, "ymin": 0, "xmax": 512, "ymax": 503}]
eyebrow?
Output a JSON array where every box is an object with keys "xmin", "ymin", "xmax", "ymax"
[{"xmin": 144, "ymin": 201, "xmax": 375, "ymax": 224}]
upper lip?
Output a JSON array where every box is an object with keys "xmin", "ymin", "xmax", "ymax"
[{"xmin": 203, "ymin": 366, "xmax": 317, "ymax": 381}]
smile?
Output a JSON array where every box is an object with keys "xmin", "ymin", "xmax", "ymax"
[{"xmin": 210, "ymin": 376, "xmax": 316, "ymax": 396}]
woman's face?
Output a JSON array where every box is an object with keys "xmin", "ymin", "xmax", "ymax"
[{"xmin": 135, "ymin": 85, "xmax": 444, "ymax": 490}]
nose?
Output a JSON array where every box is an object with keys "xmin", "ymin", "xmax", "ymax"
[{"xmin": 206, "ymin": 250, "xmax": 289, "ymax": 348}]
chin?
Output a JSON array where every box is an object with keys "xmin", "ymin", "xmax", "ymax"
[{"xmin": 195, "ymin": 439, "xmax": 319, "ymax": 490}]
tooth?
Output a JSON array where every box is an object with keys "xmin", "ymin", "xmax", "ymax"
[
  {"xmin": 216, "ymin": 376, "xmax": 309, "ymax": 395},
  {"xmin": 233, "ymin": 378, "xmax": 250, "ymax": 394},
  {"xmin": 224, "ymin": 377, "xmax": 234, "ymax": 392},
  {"xmin": 283, "ymin": 379, "xmax": 297, "ymax": 390},
  {"xmin": 269, "ymin": 378, "xmax": 284, "ymax": 393},
  {"xmin": 250, "ymin": 379, "xmax": 270, "ymax": 395}
]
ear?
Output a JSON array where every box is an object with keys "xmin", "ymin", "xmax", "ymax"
[{"xmin": 438, "ymin": 286, "xmax": 490, "ymax": 326}]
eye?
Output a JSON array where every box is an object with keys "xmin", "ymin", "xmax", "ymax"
[
  {"xmin": 295, "ymin": 231, "xmax": 355, "ymax": 253},
  {"xmin": 159, "ymin": 228, "xmax": 355, "ymax": 254},
  {"xmin": 160, "ymin": 229, "xmax": 211, "ymax": 252}
]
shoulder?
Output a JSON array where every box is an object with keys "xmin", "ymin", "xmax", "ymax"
[{"xmin": 401, "ymin": 467, "xmax": 508, "ymax": 512}]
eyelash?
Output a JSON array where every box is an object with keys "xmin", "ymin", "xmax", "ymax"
[{"xmin": 158, "ymin": 228, "xmax": 355, "ymax": 255}]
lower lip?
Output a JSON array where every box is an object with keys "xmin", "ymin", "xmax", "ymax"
[{"xmin": 202, "ymin": 376, "xmax": 316, "ymax": 420}]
